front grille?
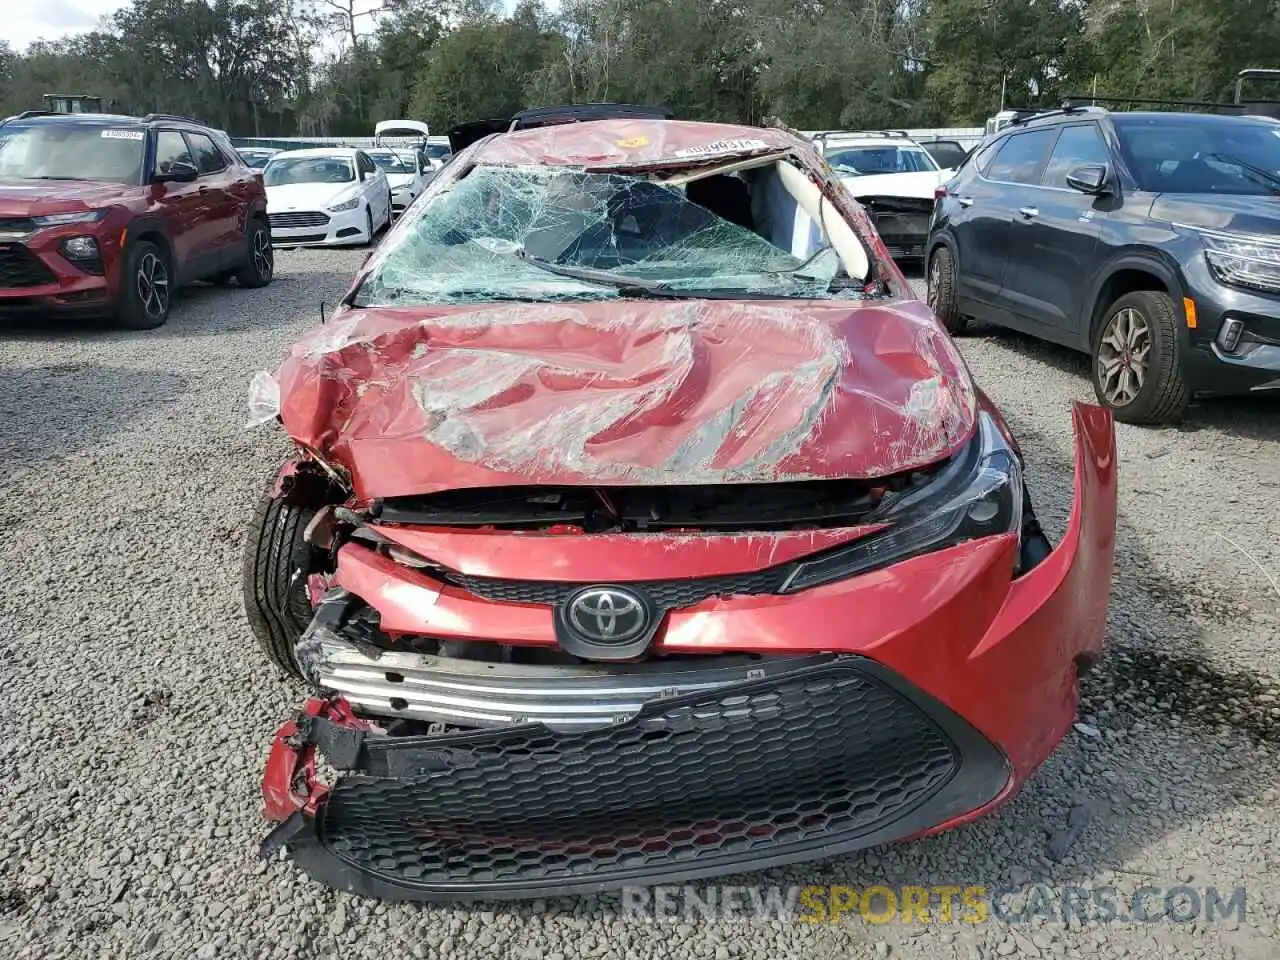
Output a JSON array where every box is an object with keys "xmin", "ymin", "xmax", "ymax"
[
  {"xmin": 288, "ymin": 659, "xmax": 1007, "ymax": 897},
  {"xmin": 313, "ymin": 631, "xmax": 831, "ymax": 729},
  {"xmin": 268, "ymin": 211, "xmax": 330, "ymax": 229},
  {"xmin": 0, "ymin": 245, "xmax": 57, "ymax": 288},
  {"xmin": 0, "ymin": 218, "xmax": 37, "ymax": 234},
  {"xmin": 444, "ymin": 566, "xmax": 787, "ymax": 608}
]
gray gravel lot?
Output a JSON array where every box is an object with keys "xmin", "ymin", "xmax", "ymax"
[{"xmin": 1, "ymin": 252, "xmax": 1278, "ymax": 960}]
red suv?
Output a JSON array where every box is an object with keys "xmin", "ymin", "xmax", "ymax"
[{"xmin": 0, "ymin": 110, "xmax": 273, "ymax": 329}]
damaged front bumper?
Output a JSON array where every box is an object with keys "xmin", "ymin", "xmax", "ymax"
[
  {"xmin": 258, "ymin": 402, "xmax": 1117, "ymax": 900},
  {"xmin": 261, "ymin": 657, "xmax": 1009, "ymax": 901}
]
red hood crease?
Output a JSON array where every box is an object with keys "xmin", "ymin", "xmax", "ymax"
[
  {"xmin": 274, "ymin": 298, "xmax": 977, "ymax": 500},
  {"xmin": 0, "ymin": 179, "xmax": 131, "ymax": 215}
]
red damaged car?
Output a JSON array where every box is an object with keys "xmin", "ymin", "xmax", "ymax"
[{"xmin": 243, "ymin": 117, "xmax": 1117, "ymax": 901}]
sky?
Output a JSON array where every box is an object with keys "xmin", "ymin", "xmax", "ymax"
[
  {"xmin": 7, "ymin": 0, "xmax": 116, "ymax": 51},
  {"xmin": 5, "ymin": 0, "xmax": 553, "ymax": 52}
]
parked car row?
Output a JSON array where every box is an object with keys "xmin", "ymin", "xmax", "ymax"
[{"xmin": 928, "ymin": 105, "xmax": 1280, "ymax": 425}]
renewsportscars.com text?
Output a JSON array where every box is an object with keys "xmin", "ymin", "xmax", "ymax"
[{"xmin": 618, "ymin": 884, "xmax": 1247, "ymax": 926}]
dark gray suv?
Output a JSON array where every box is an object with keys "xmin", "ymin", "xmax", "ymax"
[{"xmin": 927, "ymin": 107, "xmax": 1280, "ymax": 425}]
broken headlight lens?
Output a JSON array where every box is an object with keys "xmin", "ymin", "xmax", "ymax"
[
  {"xmin": 1200, "ymin": 229, "xmax": 1280, "ymax": 294},
  {"xmin": 780, "ymin": 412, "xmax": 1022, "ymax": 592}
]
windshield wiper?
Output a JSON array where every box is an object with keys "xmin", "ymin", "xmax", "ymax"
[
  {"xmin": 515, "ymin": 251, "xmax": 670, "ymax": 294},
  {"xmin": 1204, "ymin": 153, "xmax": 1280, "ymax": 195}
]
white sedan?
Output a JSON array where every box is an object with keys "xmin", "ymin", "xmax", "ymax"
[
  {"xmin": 262, "ymin": 148, "xmax": 393, "ymax": 247},
  {"xmin": 365, "ymin": 147, "xmax": 427, "ymax": 217}
]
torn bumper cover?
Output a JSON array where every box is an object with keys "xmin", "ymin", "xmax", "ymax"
[
  {"xmin": 259, "ymin": 403, "xmax": 1117, "ymax": 900},
  {"xmin": 262, "ymin": 659, "xmax": 1008, "ymax": 901}
]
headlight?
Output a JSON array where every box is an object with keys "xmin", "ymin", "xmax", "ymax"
[
  {"xmin": 1200, "ymin": 229, "xmax": 1280, "ymax": 294},
  {"xmin": 60, "ymin": 236, "xmax": 100, "ymax": 260},
  {"xmin": 780, "ymin": 412, "xmax": 1023, "ymax": 592},
  {"xmin": 328, "ymin": 196, "xmax": 361, "ymax": 212},
  {"xmin": 33, "ymin": 210, "xmax": 107, "ymax": 227}
]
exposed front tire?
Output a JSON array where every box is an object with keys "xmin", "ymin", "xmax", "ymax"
[
  {"xmin": 1090, "ymin": 290, "xmax": 1190, "ymax": 426},
  {"xmin": 235, "ymin": 218, "xmax": 274, "ymax": 288},
  {"xmin": 242, "ymin": 495, "xmax": 317, "ymax": 679},
  {"xmin": 927, "ymin": 246, "xmax": 967, "ymax": 335},
  {"xmin": 116, "ymin": 240, "xmax": 173, "ymax": 330},
  {"xmin": 363, "ymin": 207, "xmax": 376, "ymax": 247}
]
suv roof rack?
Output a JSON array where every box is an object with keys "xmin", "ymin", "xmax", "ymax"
[
  {"xmin": 1006, "ymin": 102, "xmax": 1103, "ymax": 126},
  {"xmin": 813, "ymin": 129, "xmax": 911, "ymax": 141},
  {"xmin": 140, "ymin": 112, "xmax": 204, "ymax": 125}
]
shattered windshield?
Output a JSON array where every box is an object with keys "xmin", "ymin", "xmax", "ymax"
[{"xmin": 352, "ymin": 164, "xmax": 865, "ymax": 306}]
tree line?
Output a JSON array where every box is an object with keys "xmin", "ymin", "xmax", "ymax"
[{"xmin": 2, "ymin": 0, "xmax": 1279, "ymax": 138}]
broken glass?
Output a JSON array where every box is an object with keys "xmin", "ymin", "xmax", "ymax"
[{"xmin": 352, "ymin": 165, "xmax": 867, "ymax": 307}]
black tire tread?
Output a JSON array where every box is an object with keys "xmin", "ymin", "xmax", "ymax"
[
  {"xmin": 235, "ymin": 218, "xmax": 273, "ymax": 288},
  {"xmin": 115, "ymin": 240, "xmax": 170, "ymax": 330},
  {"xmin": 928, "ymin": 246, "xmax": 967, "ymax": 335},
  {"xmin": 242, "ymin": 495, "xmax": 316, "ymax": 678},
  {"xmin": 1092, "ymin": 290, "xmax": 1190, "ymax": 426}
]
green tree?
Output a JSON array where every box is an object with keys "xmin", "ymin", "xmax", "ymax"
[
  {"xmin": 924, "ymin": 0, "xmax": 1091, "ymax": 122},
  {"xmin": 407, "ymin": 0, "xmax": 563, "ymax": 128}
]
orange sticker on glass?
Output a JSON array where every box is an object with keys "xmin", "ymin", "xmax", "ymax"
[{"xmin": 616, "ymin": 136, "xmax": 649, "ymax": 148}]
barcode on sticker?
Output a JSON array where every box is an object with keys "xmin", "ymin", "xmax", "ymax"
[{"xmin": 101, "ymin": 130, "xmax": 145, "ymax": 141}]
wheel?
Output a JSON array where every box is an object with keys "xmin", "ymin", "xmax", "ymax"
[
  {"xmin": 116, "ymin": 240, "xmax": 172, "ymax": 330},
  {"xmin": 927, "ymin": 246, "xmax": 967, "ymax": 335},
  {"xmin": 363, "ymin": 207, "xmax": 375, "ymax": 246},
  {"xmin": 1090, "ymin": 290, "xmax": 1190, "ymax": 425},
  {"xmin": 234, "ymin": 218, "xmax": 274, "ymax": 288},
  {"xmin": 241, "ymin": 495, "xmax": 318, "ymax": 678}
]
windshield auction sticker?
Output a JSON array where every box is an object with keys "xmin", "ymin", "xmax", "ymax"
[{"xmin": 101, "ymin": 130, "xmax": 145, "ymax": 140}]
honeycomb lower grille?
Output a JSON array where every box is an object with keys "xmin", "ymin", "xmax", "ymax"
[
  {"xmin": 287, "ymin": 659, "xmax": 1008, "ymax": 898},
  {"xmin": 0, "ymin": 244, "xmax": 57, "ymax": 288},
  {"xmin": 444, "ymin": 566, "xmax": 787, "ymax": 608}
]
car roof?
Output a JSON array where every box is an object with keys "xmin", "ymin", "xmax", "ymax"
[
  {"xmin": 1012, "ymin": 107, "xmax": 1280, "ymax": 131},
  {"xmin": 471, "ymin": 118, "xmax": 800, "ymax": 168},
  {"xmin": 824, "ymin": 137, "xmax": 925, "ymax": 149},
  {"xmin": 5, "ymin": 112, "xmax": 143, "ymax": 125},
  {"xmin": 268, "ymin": 147, "xmax": 362, "ymax": 159}
]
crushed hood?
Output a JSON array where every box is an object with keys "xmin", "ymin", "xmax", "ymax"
[
  {"xmin": 840, "ymin": 170, "xmax": 947, "ymax": 201},
  {"xmin": 272, "ymin": 299, "xmax": 976, "ymax": 499}
]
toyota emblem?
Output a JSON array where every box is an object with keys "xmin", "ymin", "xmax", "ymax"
[{"xmin": 566, "ymin": 586, "xmax": 649, "ymax": 644}]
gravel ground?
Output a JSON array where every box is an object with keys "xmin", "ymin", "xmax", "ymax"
[{"xmin": 1, "ymin": 252, "xmax": 1278, "ymax": 960}]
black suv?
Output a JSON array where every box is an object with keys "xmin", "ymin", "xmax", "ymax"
[{"xmin": 927, "ymin": 107, "xmax": 1280, "ymax": 424}]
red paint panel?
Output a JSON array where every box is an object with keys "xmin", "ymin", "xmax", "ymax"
[{"xmin": 473, "ymin": 119, "xmax": 799, "ymax": 169}]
